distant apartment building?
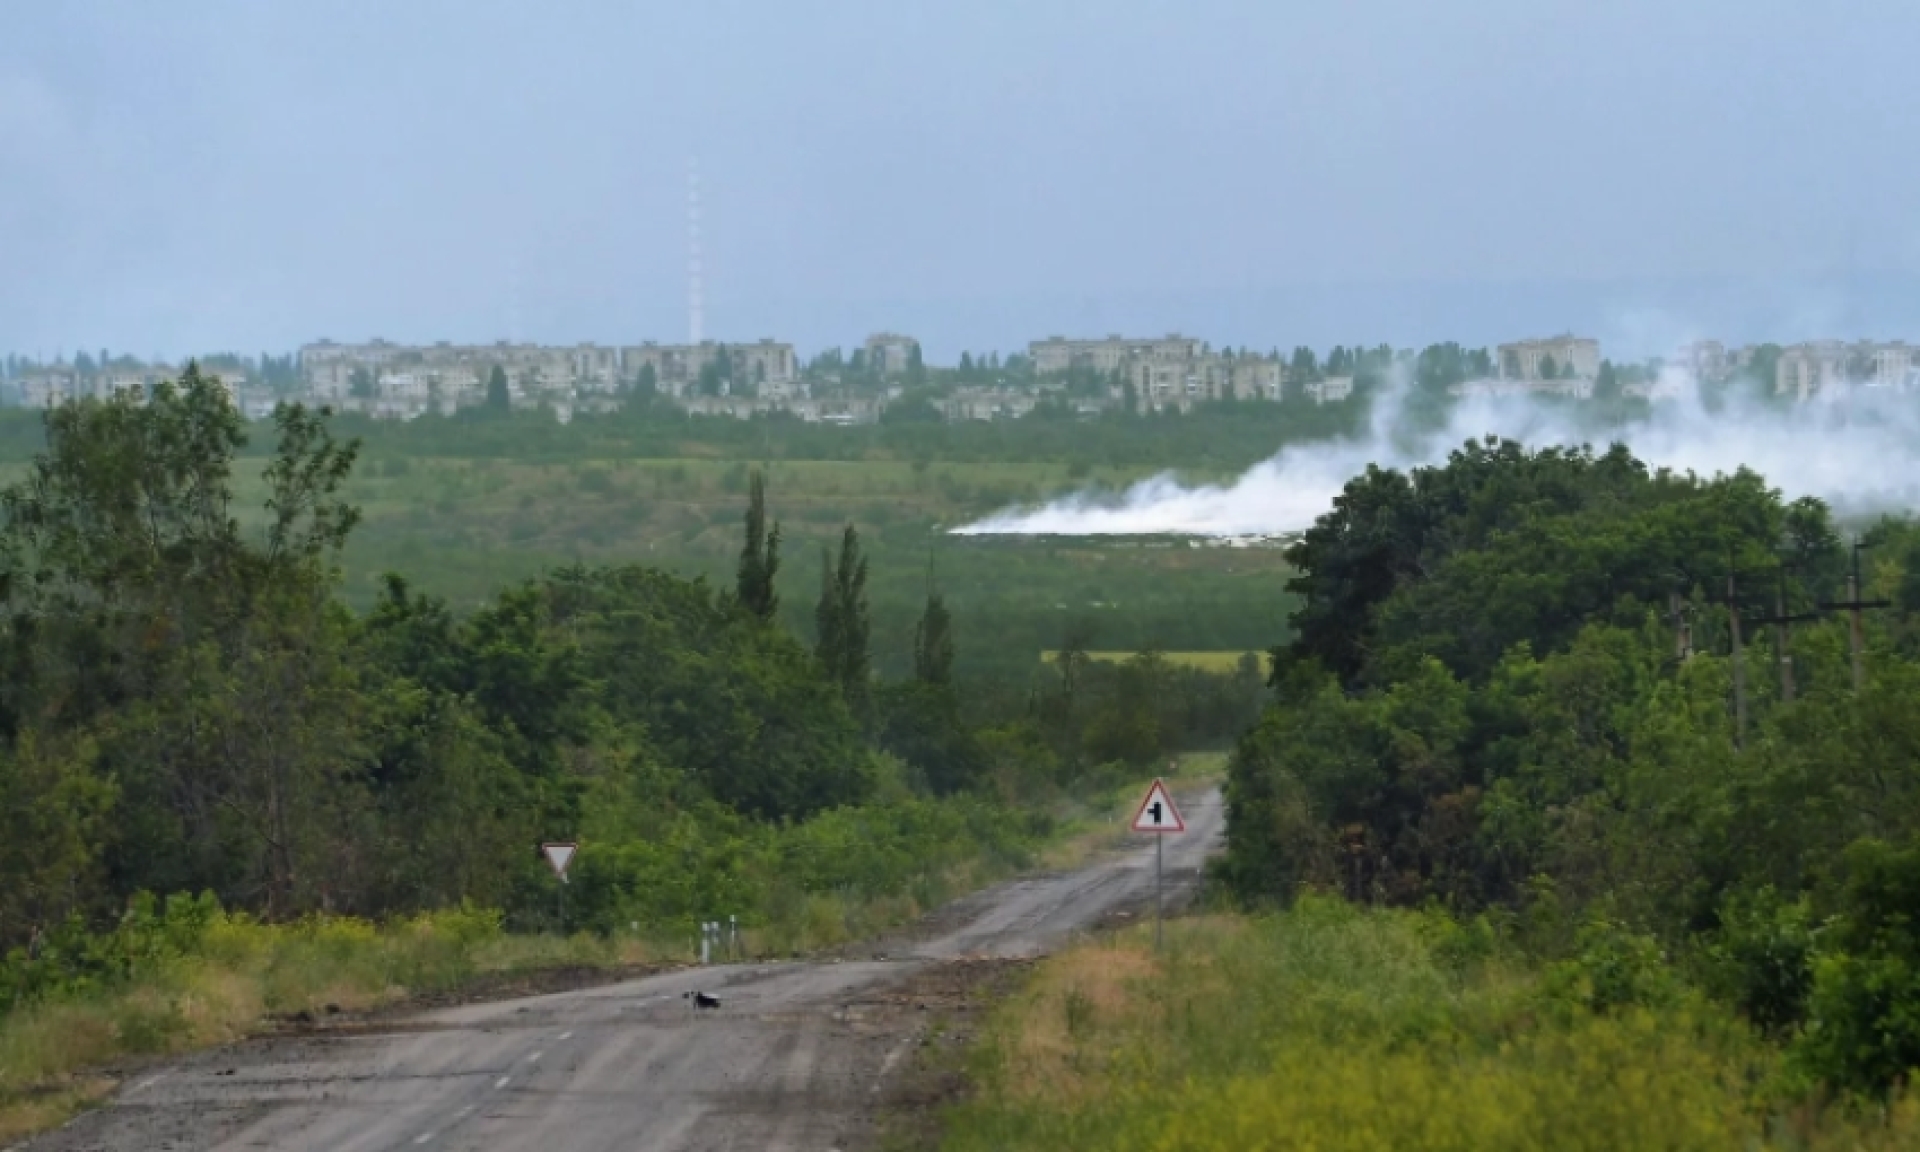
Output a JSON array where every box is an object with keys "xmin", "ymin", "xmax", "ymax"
[
  {"xmin": 1498, "ymin": 335, "xmax": 1600, "ymax": 383},
  {"xmin": 1776, "ymin": 340, "xmax": 1920, "ymax": 400},
  {"xmin": 1673, "ymin": 340, "xmax": 1730, "ymax": 382},
  {"xmin": 1776, "ymin": 343, "xmax": 1839, "ymax": 401},
  {"xmin": 944, "ymin": 387, "xmax": 1038, "ymax": 421},
  {"xmin": 1305, "ymin": 376, "xmax": 1356, "ymax": 404},
  {"xmin": 574, "ymin": 344, "xmax": 621, "ymax": 391},
  {"xmin": 13, "ymin": 362, "xmax": 184, "ymax": 408},
  {"xmin": 863, "ymin": 333, "xmax": 920, "ymax": 376},
  {"xmin": 1127, "ymin": 352, "xmax": 1283, "ymax": 410},
  {"xmin": 15, "ymin": 368, "xmax": 79, "ymax": 408},
  {"xmin": 1029, "ymin": 333, "xmax": 1285, "ymax": 412},
  {"xmin": 1029, "ymin": 333, "xmax": 1207, "ymax": 376},
  {"xmin": 620, "ymin": 339, "xmax": 798, "ymax": 399},
  {"xmin": 299, "ymin": 337, "xmax": 801, "ymax": 418},
  {"xmin": 1870, "ymin": 343, "xmax": 1919, "ymax": 391}
]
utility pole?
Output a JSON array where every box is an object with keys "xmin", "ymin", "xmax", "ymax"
[
  {"xmin": 1749, "ymin": 565, "xmax": 1821, "ymax": 704},
  {"xmin": 1668, "ymin": 590, "xmax": 1694, "ymax": 664},
  {"xmin": 1821, "ymin": 538, "xmax": 1891, "ymax": 692},
  {"xmin": 1725, "ymin": 567, "xmax": 1749, "ymax": 746}
]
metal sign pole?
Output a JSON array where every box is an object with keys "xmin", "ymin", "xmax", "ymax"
[
  {"xmin": 1155, "ymin": 833, "xmax": 1164, "ymax": 951},
  {"xmin": 1129, "ymin": 779, "xmax": 1183, "ymax": 953}
]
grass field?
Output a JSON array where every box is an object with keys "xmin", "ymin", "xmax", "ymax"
[
  {"xmin": 268, "ymin": 454, "xmax": 1295, "ymax": 681},
  {"xmin": 0, "ymin": 446, "xmax": 1300, "ymax": 682}
]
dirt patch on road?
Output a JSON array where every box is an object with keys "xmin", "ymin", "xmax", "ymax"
[
  {"xmin": 857, "ymin": 880, "xmax": 1215, "ymax": 1151},
  {"xmin": 846, "ymin": 956, "xmax": 1037, "ymax": 1152}
]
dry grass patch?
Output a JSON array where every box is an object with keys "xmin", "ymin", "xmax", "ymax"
[
  {"xmin": 998, "ymin": 940, "xmax": 1162, "ymax": 1106},
  {"xmin": 0, "ymin": 908, "xmax": 669, "ymax": 1145},
  {"xmin": 0, "ymin": 1078, "xmax": 113, "ymax": 1144}
]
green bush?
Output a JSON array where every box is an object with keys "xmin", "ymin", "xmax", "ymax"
[
  {"xmin": 1541, "ymin": 918, "xmax": 1684, "ymax": 1017},
  {"xmin": 1705, "ymin": 886, "xmax": 1817, "ymax": 1035},
  {"xmin": 0, "ymin": 892, "xmax": 222, "ymax": 1014},
  {"xmin": 1793, "ymin": 839, "xmax": 1920, "ymax": 1097},
  {"xmin": 565, "ymin": 795, "xmax": 1043, "ymax": 936}
]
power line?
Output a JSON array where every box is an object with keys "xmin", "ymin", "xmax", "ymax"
[
  {"xmin": 1820, "ymin": 538, "xmax": 1892, "ymax": 693},
  {"xmin": 1747, "ymin": 563, "xmax": 1821, "ymax": 704}
]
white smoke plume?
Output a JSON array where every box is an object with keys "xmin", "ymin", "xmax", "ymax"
[{"xmin": 954, "ymin": 366, "xmax": 1920, "ymax": 537}]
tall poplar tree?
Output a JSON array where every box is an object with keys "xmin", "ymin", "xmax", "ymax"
[
  {"xmin": 814, "ymin": 524, "xmax": 870, "ymax": 710},
  {"xmin": 736, "ymin": 469, "xmax": 781, "ymax": 620},
  {"xmin": 913, "ymin": 557, "xmax": 954, "ymax": 686}
]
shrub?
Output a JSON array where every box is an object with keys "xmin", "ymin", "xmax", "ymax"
[
  {"xmin": 1705, "ymin": 886, "xmax": 1817, "ymax": 1035},
  {"xmin": 1793, "ymin": 839, "xmax": 1920, "ymax": 1097},
  {"xmin": 1541, "ymin": 918, "xmax": 1684, "ymax": 1017}
]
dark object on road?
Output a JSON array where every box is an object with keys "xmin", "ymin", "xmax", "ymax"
[{"xmin": 687, "ymin": 991, "xmax": 721, "ymax": 1010}]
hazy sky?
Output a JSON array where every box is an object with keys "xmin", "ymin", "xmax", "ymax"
[{"xmin": 5, "ymin": 1, "xmax": 1920, "ymax": 361}]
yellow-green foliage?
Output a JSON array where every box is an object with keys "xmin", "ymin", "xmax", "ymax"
[
  {"xmin": 1041, "ymin": 650, "xmax": 1258, "ymax": 673},
  {"xmin": 942, "ymin": 901, "xmax": 1920, "ymax": 1151}
]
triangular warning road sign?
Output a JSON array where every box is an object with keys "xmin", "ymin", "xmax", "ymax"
[
  {"xmin": 542, "ymin": 842, "xmax": 578, "ymax": 882},
  {"xmin": 1130, "ymin": 779, "xmax": 1185, "ymax": 833}
]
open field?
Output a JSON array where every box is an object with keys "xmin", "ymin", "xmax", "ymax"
[
  {"xmin": 0, "ymin": 414, "xmax": 1305, "ymax": 682},
  {"xmin": 253, "ymin": 455, "xmax": 1295, "ymax": 681},
  {"xmin": 0, "ymin": 446, "xmax": 1297, "ymax": 681}
]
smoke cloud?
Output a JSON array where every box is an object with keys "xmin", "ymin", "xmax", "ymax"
[{"xmin": 954, "ymin": 367, "xmax": 1920, "ymax": 537}]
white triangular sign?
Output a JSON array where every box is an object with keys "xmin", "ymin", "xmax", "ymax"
[
  {"xmin": 1130, "ymin": 780, "xmax": 1185, "ymax": 833},
  {"xmin": 542, "ymin": 842, "xmax": 578, "ymax": 881}
]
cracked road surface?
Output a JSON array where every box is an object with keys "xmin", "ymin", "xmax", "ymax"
[{"xmin": 23, "ymin": 788, "xmax": 1222, "ymax": 1152}]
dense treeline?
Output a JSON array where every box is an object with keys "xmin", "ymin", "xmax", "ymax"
[
  {"xmin": 1221, "ymin": 437, "xmax": 1920, "ymax": 1095},
  {"xmin": 0, "ymin": 392, "xmax": 1366, "ymax": 473},
  {"xmin": 0, "ymin": 370, "xmax": 1260, "ymax": 970}
]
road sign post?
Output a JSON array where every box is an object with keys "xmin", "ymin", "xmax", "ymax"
[
  {"xmin": 1129, "ymin": 780, "xmax": 1185, "ymax": 950},
  {"xmin": 542, "ymin": 842, "xmax": 578, "ymax": 931}
]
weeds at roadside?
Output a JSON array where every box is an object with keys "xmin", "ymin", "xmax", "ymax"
[{"xmin": 939, "ymin": 901, "xmax": 1920, "ymax": 1152}]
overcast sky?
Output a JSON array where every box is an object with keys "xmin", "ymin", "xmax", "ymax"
[{"xmin": 4, "ymin": 1, "xmax": 1919, "ymax": 361}]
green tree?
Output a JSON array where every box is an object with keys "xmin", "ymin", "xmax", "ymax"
[
  {"xmin": 486, "ymin": 364, "xmax": 510, "ymax": 411},
  {"xmin": 1794, "ymin": 838, "xmax": 1920, "ymax": 1096},
  {"xmin": 0, "ymin": 731, "xmax": 116, "ymax": 948},
  {"xmin": 0, "ymin": 369, "xmax": 364, "ymax": 916},
  {"xmin": 1289, "ymin": 346, "xmax": 1320, "ymax": 383},
  {"xmin": 735, "ymin": 469, "xmax": 781, "ymax": 620},
  {"xmin": 814, "ymin": 524, "xmax": 871, "ymax": 713},
  {"xmin": 877, "ymin": 682, "xmax": 983, "ymax": 795},
  {"xmin": 544, "ymin": 565, "xmax": 868, "ymax": 820},
  {"xmin": 913, "ymin": 574, "xmax": 955, "ymax": 687}
]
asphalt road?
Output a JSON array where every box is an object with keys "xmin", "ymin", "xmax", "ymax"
[{"xmin": 25, "ymin": 788, "xmax": 1223, "ymax": 1152}]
